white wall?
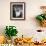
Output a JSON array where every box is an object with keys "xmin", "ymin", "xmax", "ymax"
[{"xmin": 0, "ymin": 0, "xmax": 46, "ymax": 39}]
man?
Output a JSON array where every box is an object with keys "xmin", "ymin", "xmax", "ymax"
[{"xmin": 13, "ymin": 5, "xmax": 23, "ymax": 18}]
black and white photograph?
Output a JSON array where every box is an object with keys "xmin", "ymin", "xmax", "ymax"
[{"xmin": 10, "ymin": 2, "xmax": 25, "ymax": 20}]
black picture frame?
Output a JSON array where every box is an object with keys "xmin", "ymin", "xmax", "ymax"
[{"xmin": 10, "ymin": 2, "xmax": 25, "ymax": 20}]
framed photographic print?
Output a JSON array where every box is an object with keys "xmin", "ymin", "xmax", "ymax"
[{"xmin": 10, "ymin": 2, "xmax": 25, "ymax": 20}]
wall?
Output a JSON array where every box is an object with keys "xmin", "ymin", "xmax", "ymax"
[{"xmin": 0, "ymin": 0, "xmax": 46, "ymax": 40}]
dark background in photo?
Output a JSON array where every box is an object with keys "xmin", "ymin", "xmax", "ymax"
[{"xmin": 13, "ymin": 5, "xmax": 23, "ymax": 18}]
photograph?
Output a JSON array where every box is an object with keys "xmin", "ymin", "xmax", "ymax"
[{"xmin": 10, "ymin": 2, "xmax": 25, "ymax": 20}]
